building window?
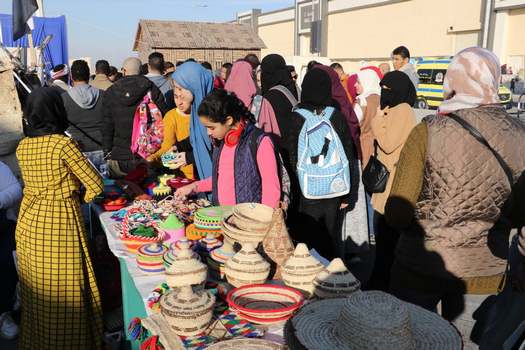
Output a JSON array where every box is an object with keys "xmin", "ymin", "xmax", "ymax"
[{"xmin": 298, "ymin": 1, "xmax": 320, "ymax": 33}]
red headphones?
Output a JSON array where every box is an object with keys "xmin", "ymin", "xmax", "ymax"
[{"xmin": 224, "ymin": 121, "xmax": 245, "ymax": 147}]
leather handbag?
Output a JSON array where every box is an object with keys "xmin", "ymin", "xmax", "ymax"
[{"xmin": 362, "ymin": 141, "xmax": 390, "ymax": 193}]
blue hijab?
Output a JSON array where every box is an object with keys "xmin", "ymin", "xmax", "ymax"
[{"xmin": 172, "ymin": 62, "xmax": 214, "ymax": 180}]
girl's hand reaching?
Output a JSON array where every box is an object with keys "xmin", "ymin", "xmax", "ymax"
[{"xmin": 175, "ymin": 182, "xmax": 198, "ymax": 201}]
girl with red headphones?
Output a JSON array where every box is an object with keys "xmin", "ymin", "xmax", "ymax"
[{"xmin": 175, "ymin": 89, "xmax": 281, "ymax": 208}]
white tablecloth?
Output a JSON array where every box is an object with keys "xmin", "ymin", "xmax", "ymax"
[{"xmin": 99, "ymin": 211, "xmax": 166, "ymax": 315}]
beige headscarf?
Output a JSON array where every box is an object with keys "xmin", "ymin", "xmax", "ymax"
[{"xmin": 439, "ymin": 47, "xmax": 501, "ymax": 114}]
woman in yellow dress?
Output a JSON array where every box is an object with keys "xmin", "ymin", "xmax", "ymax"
[{"xmin": 16, "ymin": 88, "xmax": 104, "ymax": 349}]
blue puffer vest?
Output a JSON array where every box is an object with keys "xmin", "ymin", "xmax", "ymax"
[{"xmin": 211, "ymin": 123, "xmax": 266, "ymax": 206}]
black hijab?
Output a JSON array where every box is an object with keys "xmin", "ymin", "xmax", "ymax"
[
  {"xmin": 299, "ymin": 68, "xmax": 332, "ymax": 111},
  {"xmin": 379, "ymin": 71, "xmax": 417, "ymax": 109},
  {"xmin": 24, "ymin": 87, "xmax": 68, "ymax": 137},
  {"xmin": 260, "ymin": 54, "xmax": 298, "ymax": 99}
]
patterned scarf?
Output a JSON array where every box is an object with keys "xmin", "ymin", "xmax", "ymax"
[{"xmin": 439, "ymin": 47, "xmax": 501, "ymax": 114}]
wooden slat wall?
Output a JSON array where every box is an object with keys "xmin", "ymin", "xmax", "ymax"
[{"xmin": 137, "ymin": 48, "xmax": 261, "ymax": 70}]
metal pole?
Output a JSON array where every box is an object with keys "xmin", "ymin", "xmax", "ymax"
[
  {"xmin": 13, "ymin": 71, "xmax": 32, "ymax": 94},
  {"xmin": 36, "ymin": 0, "xmax": 44, "ymax": 17}
]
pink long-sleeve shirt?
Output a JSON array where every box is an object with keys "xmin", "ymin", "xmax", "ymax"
[{"xmin": 195, "ymin": 136, "xmax": 280, "ymax": 208}]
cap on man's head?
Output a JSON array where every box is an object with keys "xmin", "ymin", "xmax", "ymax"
[{"xmin": 122, "ymin": 57, "xmax": 141, "ymax": 76}]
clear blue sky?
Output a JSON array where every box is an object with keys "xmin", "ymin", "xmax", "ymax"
[{"xmin": 0, "ymin": 0, "xmax": 292, "ymax": 67}]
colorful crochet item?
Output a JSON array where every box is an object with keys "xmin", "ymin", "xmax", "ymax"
[
  {"xmin": 218, "ymin": 310, "xmax": 264, "ymax": 338},
  {"xmin": 121, "ymin": 208, "xmax": 162, "ymax": 254},
  {"xmin": 146, "ymin": 283, "xmax": 170, "ymax": 312},
  {"xmin": 179, "ymin": 334, "xmax": 215, "ymax": 350},
  {"xmin": 128, "ymin": 317, "xmax": 150, "ymax": 342},
  {"xmin": 194, "ymin": 207, "xmax": 223, "ymax": 230},
  {"xmin": 140, "ymin": 336, "xmax": 164, "ymax": 350},
  {"xmin": 131, "ymin": 225, "xmax": 157, "ymax": 238}
]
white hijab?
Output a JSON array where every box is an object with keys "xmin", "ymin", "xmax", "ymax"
[{"xmin": 356, "ymin": 69, "xmax": 381, "ymax": 107}]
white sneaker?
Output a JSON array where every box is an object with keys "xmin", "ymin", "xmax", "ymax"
[{"xmin": 0, "ymin": 312, "xmax": 19, "ymax": 340}]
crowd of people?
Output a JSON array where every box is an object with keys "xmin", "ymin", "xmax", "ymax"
[{"xmin": 0, "ymin": 44, "xmax": 524, "ymax": 349}]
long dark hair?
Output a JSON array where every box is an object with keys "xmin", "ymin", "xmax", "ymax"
[{"xmin": 198, "ymin": 89, "xmax": 255, "ymax": 125}]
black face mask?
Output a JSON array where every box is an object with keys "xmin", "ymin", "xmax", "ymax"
[
  {"xmin": 379, "ymin": 71, "xmax": 417, "ymax": 109},
  {"xmin": 380, "ymin": 88, "xmax": 394, "ymax": 110}
]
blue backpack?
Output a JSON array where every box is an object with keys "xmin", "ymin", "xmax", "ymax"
[{"xmin": 296, "ymin": 107, "xmax": 350, "ymax": 199}]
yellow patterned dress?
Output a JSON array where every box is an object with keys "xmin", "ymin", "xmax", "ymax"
[{"xmin": 16, "ymin": 135, "xmax": 104, "ymax": 349}]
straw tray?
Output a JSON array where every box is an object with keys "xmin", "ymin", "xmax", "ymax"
[
  {"xmin": 206, "ymin": 338, "xmax": 285, "ymax": 349},
  {"xmin": 227, "ymin": 284, "xmax": 304, "ymax": 324}
]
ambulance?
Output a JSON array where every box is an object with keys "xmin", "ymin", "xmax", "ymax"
[{"xmin": 415, "ymin": 59, "xmax": 512, "ymax": 109}]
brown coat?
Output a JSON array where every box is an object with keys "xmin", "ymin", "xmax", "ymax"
[
  {"xmin": 396, "ymin": 106, "xmax": 525, "ymax": 279},
  {"xmin": 371, "ymin": 103, "xmax": 416, "ymax": 214},
  {"xmin": 358, "ymin": 94, "xmax": 380, "ymax": 168},
  {"xmin": 90, "ymin": 74, "xmax": 113, "ymax": 91}
]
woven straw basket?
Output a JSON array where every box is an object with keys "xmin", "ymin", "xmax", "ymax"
[
  {"xmin": 206, "ymin": 338, "xmax": 284, "ymax": 349},
  {"xmin": 313, "ymin": 258, "xmax": 361, "ymax": 299},
  {"xmin": 160, "ymin": 286, "xmax": 215, "ymax": 336},
  {"xmin": 225, "ymin": 243, "xmax": 270, "ymax": 287},
  {"xmin": 165, "ymin": 247, "xmax": 207, "ymax": 288},
  {"xmin": 262, "ymin": 208, "xmax": 294, "ymax": 279},
  {"xmin": 281, "ymin": 244, "xmax": 324, "ymax": 297}
]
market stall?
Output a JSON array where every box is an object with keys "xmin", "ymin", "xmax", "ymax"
[{"xmin": 98, "ymin": 176, "xmax": 462, "ymax": 350}]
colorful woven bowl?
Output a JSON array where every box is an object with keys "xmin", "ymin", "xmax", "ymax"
[
  {"xmin": 227, "ymin": 284, "xmax": 304, "ymax": 325},
  {"xmin": 186, "ymin": 223, "xmax": 221, "ymax": 241},
  {"xmin": 194, "ymin": 207, "xmax": 224, "ymax": 230},
  {"xmin": 136, "ymin": 243, "xmax": 168, "ymax": 274}
]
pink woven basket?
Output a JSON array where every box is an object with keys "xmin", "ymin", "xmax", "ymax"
[{"xmin": 227, "ymin": 284, "xmax": 304, "ymax": 324}]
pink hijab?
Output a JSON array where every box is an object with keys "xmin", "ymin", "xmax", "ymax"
[
  {"xmin": 224, "ymin": 61, "xmax": 257, "ymax": 109},
  {"xmin": 439, "ymin": 47, "xmax": 501, "ymax": 114}
]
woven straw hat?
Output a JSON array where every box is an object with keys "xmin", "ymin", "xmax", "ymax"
[
  {"xmin": 206, "ymin": 338, "xmax": 285, "ymax": 349},
  {"xmin": 313, "ymin": 258, "xmax": 360, "ymax": 298},
  {"xmin": 166, "ymin": 247, "xmax": 207, "ymax": 288},
  {"xmin": 160, "ymin": 285, "xmax": 215, "ymax": 336},
  {"xmin": 287, "ymin": 291, "xmax": 462, "ymax": 350},
  {"xmin": 281, "ymin": 244, "xmax": 324, "ymax": 297},
  {"xmin": 225, "ymin": 243, "xmax": 270, "ymax": 287}
]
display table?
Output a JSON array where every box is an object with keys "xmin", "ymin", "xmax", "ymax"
[
  {"xmin": 99, "ymin": 211, "xmax": 165, "ymax": 350},
  {"xmin": 99, "ymin": 207, "xmax": 330, "ymax": 349}
]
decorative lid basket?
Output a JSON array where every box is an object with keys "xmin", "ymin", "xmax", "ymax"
[
  {"xmin": 225, "ymin": 243, "xmax": 270, "ymax": 287},
  {"xmin": 160, "ymin": 285, "xmax": 215, "ymax": 336},
  {"xmin": 313, "ymin": 258, "xmax": 361, "ymax": 299},
  {"xmin": 227, "ymin": 284, "xmax": 304, "ymax": 325},
  {"xmin": 281, "ymin": 244, "xmax": 324, "ymax": 297},
  {"xmin": 166, "ymin": 247, "xmax": 207, "ymax": 288},
  {"xmin": 198, "ymin": 233, "xmax": 224, "ymax": 253},
  {"xmin": 159, "ymin": 214, "xmax": 185, "ymax": 245},
  {"xmin": 163, "ymin": 243, "xmax": 201, "ymax": 269},
  {"xmin": 136, "ymin": 243, "xmax": 168, "ymax": 274}
]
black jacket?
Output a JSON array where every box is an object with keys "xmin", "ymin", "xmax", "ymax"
[
  {"xmin": 62, "ymin": 89, "xmax": 104, "ymax": 152},
  {"xmin": 102, "ymin": 75, "xmax": 168, "ymax": 160}
]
